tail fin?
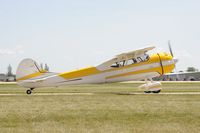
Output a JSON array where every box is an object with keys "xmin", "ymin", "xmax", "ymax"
[{"xmin": 16, "ymin": 58, "xmax": 46, "ymax": 81}]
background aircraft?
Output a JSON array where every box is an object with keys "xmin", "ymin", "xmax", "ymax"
[{"xmin": 16, "ymin": 45, "xmax": 178, "ymax": 94}]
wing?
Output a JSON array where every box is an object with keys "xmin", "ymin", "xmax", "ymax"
[
  {"xmin": 97, "ymin": 46, "xmax": 155, "ymax": 70},
  {"xmin": 115, "ymin": 46, "xmax": 155, "ymax": 61}
]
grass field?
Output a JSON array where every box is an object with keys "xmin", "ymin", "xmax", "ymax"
[{"xmin": 0, "ymin": 82, "xmax": 200, "ymax": 133}]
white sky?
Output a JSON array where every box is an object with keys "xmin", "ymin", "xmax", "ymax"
[{"xmin": 0, "ymin": 0, "xmax": 200, "ymax": 73}]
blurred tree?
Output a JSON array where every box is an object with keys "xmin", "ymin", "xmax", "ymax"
[
  {"xmin": 44, "ymin": 64, "xmax": 49, "ymax": 71},
  {"xmin": 7, "ymin": 64, "xmax": 13, "ymax": 76},
  {"xmin": 186, "ymin": 67, "xmax": 198, "ymax": 72},
  {"xmin": 40, "ymin": 63, "xmax": 44, "ymax": 70}
]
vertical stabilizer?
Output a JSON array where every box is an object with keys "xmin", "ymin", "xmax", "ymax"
[{"xmin": 16, "ymin": 58, "xmax": 45, "ymax": 81}]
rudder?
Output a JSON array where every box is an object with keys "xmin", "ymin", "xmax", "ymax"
[{"xmin": 16, "ymin": 58, "xmax": 45, "ymax": 81}]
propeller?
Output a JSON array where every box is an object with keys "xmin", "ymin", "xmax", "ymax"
[
  {"xmin": 168, "ymin": 40, "xmax": 174, "ymax": 57},
  {"xmin": 168, "ymin": 40, "xmax": 179, "ymax": 80}
]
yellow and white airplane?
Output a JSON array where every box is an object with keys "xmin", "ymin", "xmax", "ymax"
[{"xmin": 16, "ymin": 46, "xmax": 178, "ymax": 94}]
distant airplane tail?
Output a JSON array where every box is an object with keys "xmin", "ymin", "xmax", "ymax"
[{"xmin": 16, "ymin": 58, "xmax": 46, "ymax": 81}]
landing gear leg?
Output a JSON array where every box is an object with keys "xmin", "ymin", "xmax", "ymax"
[
  {"xmin": 144, "ymin": 78, "xmax": 151, "ymax": 93},
  {"xmin": 26, "ymin": 88, "xmax": 35, "ymax": 95}
]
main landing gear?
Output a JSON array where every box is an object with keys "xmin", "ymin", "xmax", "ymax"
[
  {"xmin": 139, "ymin": 78, "xmax": 162, "ymax": 94},
  {"xmin": 26, "ymin": 88, "xmax": 35, "ymax": 95}
]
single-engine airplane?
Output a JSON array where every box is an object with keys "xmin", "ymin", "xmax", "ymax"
[{"xmin": 16, "ymin": 45, "xmax": 178, "ymax": 94}]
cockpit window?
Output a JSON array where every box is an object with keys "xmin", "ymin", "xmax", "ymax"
[
  {"xmin": 111, "ymin": 62, "xmax": 120, "ymax": 68},
  {"xmin": 132, "ymin": 58, "xmax": 137, "ymax": 64},
  {"xmin": 144, "ymin": 54, "xmax": 150, "ymax": 61},
  {"xmin": 110, "ymin": 54, "xmax": 150, "ymax": 68},
  {"xmin": 111, "ymin": 61, "xmax": 126, "ymax": 68},
  {"xmin": 126, "ymin": 60, "xmax": 134, "ymax": 65},
  {"xmin": 137, "ymin": 54, "xmax": 150, "ymax": 62},
  {"xmin": 137, "ymin": 57, "xmax": 143, "ymax": 62},
  {"xmin": 119, "ymin": 60, "xmax": 126, "ymax": 66}
]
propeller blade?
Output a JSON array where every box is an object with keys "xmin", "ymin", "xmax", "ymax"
[
  {"xmin": 168, "ymin": 41, "xmax": 174, "ymax": 57},
  {"xmin": 168, "ymin": 41, "xmax": 179, "ymax": 80}
]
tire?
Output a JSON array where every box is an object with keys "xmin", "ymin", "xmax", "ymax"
[
  {"xmin": 144, "ymin": 91, "xmax": 151, "ymax": 93},
  {"xmin": 152, "ymin": 90, "xmax": 161, "ymax": 93},
  {"xmin": 26, "ymin": 90, "xmax": 32, "ymax": 95}
]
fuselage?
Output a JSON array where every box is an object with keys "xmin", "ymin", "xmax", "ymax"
[{"xmin": 17, "ymin": 52, "xmax": 176, "ymax": 88}]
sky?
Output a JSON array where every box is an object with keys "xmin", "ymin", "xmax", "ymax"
[{"xmin": 0, "ymin": 0, "xmax": 200, "ymax": 73}]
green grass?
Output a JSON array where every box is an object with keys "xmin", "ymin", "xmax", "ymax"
[{"xmin": 0, "ymin": 82, "xmax": 200, "ymax": 133}]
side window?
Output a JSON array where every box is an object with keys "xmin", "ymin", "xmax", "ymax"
[
  {"xmin": 132, "ymin": 58, "xmax": 137, "ymax": 64},
  {"xmin": 144, "ymin": 54, "xmax": 150, "ymax": 61},
  {"xmin": 119, "ymin": 60, "xmax": 125, "ymax": 67},
  {"xmin": 111, "ymin": 60, "xmax": 126, "ymax": 68},
  {"xmin": 111, "ymin": 63, "xmax": 120, "ymax": 68},
  {"xmin": 126, "ymin": 59, "xmax": 133, "ymax": 65},
  {"xmin": 137, "ymin": 57, "xmax": 143, "ymax": 62}
]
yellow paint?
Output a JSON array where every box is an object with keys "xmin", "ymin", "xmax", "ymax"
[
  {"xmin": 16, "ymin": 70, "xmax": 47, "ymax": 81},
  {"xmin": 59, "ymin": 67, "xmax": 101, "ymax": 79},
  {"xmin": 158, "ymin": 52, "xmax": 175, "ymax": 74},
  {"xmin": 163, "ymin": 64, "xmax": 175, "ymax": 73},
  {"xmin": 159, "ymin": 52, "xmax": 173, "ymax": 61}
]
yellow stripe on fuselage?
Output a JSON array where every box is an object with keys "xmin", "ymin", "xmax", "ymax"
[
  {"xmin": 16, "ymin": 70, "xmax": 47, "ymax": 81},
  {"xmin": 58, "ymin": 67, "xmax": 101, "ymax": 79}
]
